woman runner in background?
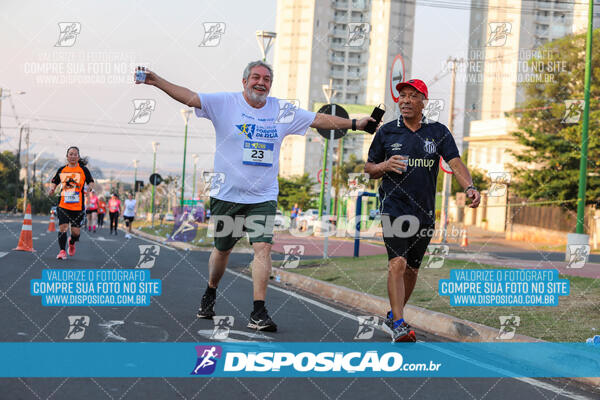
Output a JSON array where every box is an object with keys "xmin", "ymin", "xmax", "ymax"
[
  {"xmin": 123, "ymin": 192, "xmax": 136, "ymax": 239},
  {"xmin": 47, "ymin": 146, "xmax": 95, "ymax": 259},
  {"xmin": 108, "ymin": 193, "xmax": 121, "ymax": 235},
  {"xmin": 97, "ymin": 196, "xmax": 106, "ymax": 230}
]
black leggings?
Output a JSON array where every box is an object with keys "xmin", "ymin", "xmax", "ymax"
[
  {"xmin": 98, "ymin": 213, "xmax": 105, "ymax": 227},
  {"xmin": 109, "ymin": 212, "xmax": 119, "ymax": 231}
]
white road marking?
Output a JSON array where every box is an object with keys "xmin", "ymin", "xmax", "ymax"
[
  {"xmin": 136, "ymin": 236, "xmax": 592, "ymax": 399},
  {"xmin": 0, "ymin": 252, "xmax": 8, "ymax": 258},
  {"xmin": 196, "ymin": 329, "xmax": 274, "ymax": 343}
]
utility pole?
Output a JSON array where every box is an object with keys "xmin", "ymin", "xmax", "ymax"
[
  {"xmin": 22, "ymin": 125, "xmax": 30, "ymax": 213},
  {"xmin": 567, "ymin": 0, "xmax": 593, "ymax": 262},
  {"xmin": 440, "ymin": 57, "xmax": 463, "ymax": 243},
  {"xmin": 151, "ymin": 141, "xmax": 159, "ymax": 227}
]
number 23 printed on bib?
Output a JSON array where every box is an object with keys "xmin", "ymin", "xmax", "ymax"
[{"xmin": 243, "ymin": 141, "xmax": 274, "ymax": 167}]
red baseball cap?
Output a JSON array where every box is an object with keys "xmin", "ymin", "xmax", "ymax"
[{"xmin": 396, "ymin": 79, "xmax": 428, "ymax": 100}]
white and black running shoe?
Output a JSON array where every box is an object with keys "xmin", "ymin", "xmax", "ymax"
[{"xmin": 247, "ymin": 307, "xmax": 277, "ymax": 332}]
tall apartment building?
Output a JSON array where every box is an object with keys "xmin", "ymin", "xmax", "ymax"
[
  {"xmin": 463, "ymin": 0, "xmax": 600, "ymax": 171},
  {"xmin": 272, "ymin": 0, "xmax": 415, "ymax": 178}
]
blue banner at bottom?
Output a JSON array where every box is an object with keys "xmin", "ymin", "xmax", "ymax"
[{"xmin": 1, "ymin": 342, "xmax": 599, "ymax": 378}]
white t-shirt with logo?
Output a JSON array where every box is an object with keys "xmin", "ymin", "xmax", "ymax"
[
  {"xmin": 123, "ymin": 199, "xmax": 136, "ymax": 217},
  {"xmin": 195, "ymin": 92, "xmax": 316, "ymax": 204}
]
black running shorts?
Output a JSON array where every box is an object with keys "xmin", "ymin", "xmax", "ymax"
[
  {"xmin": 57, "ymin": 207, "xmax": 86, "ymax": 228},
  {"xmin": 382, "ymin": 216, "xmax": 434, "ymax": 268}
]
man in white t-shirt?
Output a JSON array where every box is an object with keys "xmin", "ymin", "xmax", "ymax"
[{"xmin": 135, "ymin": 60, "xmax": 374, "ymax": 332}]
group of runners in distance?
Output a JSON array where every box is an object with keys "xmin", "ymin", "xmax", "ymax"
[
  {"xmin": 46, "ymin": 60, "xmax": 481, "ymax": 343},
  {"xmin": 47, "ymin": 146, "xmax": 137, "ymax": 260}
]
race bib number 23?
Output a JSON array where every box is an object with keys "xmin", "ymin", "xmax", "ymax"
[{"xmin": 243, "ymin": 141, "xmax": 274, "ymax": 167}]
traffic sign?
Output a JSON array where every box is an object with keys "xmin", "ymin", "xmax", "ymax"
[
  {"xmin": 315, "ymin": 104, "xmax": 349, "ymax": 140},
  {"xmin": 149, "ymin": 173, "xmax": 163, "ymax": 186},
  {"xmin": 316, "ymin": 168, "xmax": 329, "ymax": 184},
  {"xmin": 440, "ymin": 158, "xmax": 453, "ymax": 174},
  {"xmin": 390, "ymin": 53, "xmax": 406, "ymax": 103}
]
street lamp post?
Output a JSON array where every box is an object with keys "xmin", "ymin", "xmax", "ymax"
[
  {"xmin": 151, "ymin": 141, "xmax": 159, "ymax": 227},
  {"xmin": 192, "ymin": 154, "xmax": 199, "ymax": 202},
  {"xmin": 133, "ymin": 159, "xmax": 139, "ymax": 190},
  {"xmin": 255, "ymin": 31, "xmax": 277, "ymax": 61},
  {"xmin": 180, "ymin": 109, "xmax": 193, "ymax": 208},
  {"xmin": 22, "ymin": 124, "xmax": 30, "ymax": 213}
]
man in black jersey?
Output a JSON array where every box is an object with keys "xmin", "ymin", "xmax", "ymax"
[{"xmin": 365, "ymin": 79, "xmax": 481, "ymax": 342}]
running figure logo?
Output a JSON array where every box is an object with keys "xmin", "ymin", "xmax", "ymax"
[
  {"xmin": 566, "ymin": 245, "xmax": 589, "ymax": 269},
  {"xmin": 129, "ymin": 99, "xmax": 156, "ymax": 124},
  {"xmin": 55, "ymin": 22, "xmax": 81, "ymax": 47},
  {"xmin": 136, "ymin": 245, "xmax": 160, "ymax": 268},
  {"xmin": 191, "ymin": 345, "xmax": 222, "ymax": 375},
  {"xmin": 423, "ymin": 99, "xmax": 444, "ymax": 122},
  {"xmin": 276, "ymin": 99, "xmax": 299, "ymax": 124},
  {"xmin": 199, "ymin": 22, "xmax": 226, "ymax": 47},
  {"xmin": 65, "ymin": 315, "xmax": 90, "ymax": 340},
  {"xmin": 202, "ymin": 172, "xmax": 226, "ymax": 197},
  {"xmin": 169, "ymin": 209, "xmax": 198, "ymax": 243},
  {"xmin": 488, "ymin": 172, "xmax": 511, "ymax": 197},
  {"xmin": 346, "ymin": 23, "xmax": 370, "ymax": 47},
  {"xmin": 497, "ymin": 315, "xmax": 520, "ymax": 340},
  {"xmin": 354, "ymin": 316, "xmax": 379, "ymax": 340},
  {"xmin": 424, "ymin": 245, "xmax": 449, "ymax": 269},
  {"xmin": 562, "ymin": 100, "xmax": 584, "ymax": 124},
  {"xmin": 282, "ymin": 245, "xmax": 304, "ymax": 269},
  {"xmin": 487, "ymin": 22, "xmax": 512, "ymax": 47},
  {"xmin": 211, "ymin": 316, "xmax": 234, "ymax": 340}
]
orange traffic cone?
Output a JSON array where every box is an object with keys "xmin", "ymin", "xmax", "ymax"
[
  {"xmin": 460, "ymin": 229, "xmax": 469, "ymax": 247},
  {"xmin": 14, "ymin": 204, "xmax": 35, "ymax": 252},
  {"xmin": 47, "ymin": 212, "xmax": 56, "ymax": 232}
]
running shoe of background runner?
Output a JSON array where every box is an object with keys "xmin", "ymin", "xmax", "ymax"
[{"xmin": 56, "ymin": 250, "xmax": 67, "ymax": 260}]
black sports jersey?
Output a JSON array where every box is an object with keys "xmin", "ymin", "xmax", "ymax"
[{"xmin": 367, "ymin": 115, "xmax": 460, "ymax": 225}]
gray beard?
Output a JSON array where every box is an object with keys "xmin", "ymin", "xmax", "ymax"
[{"xmin": 245, "ymin": 87, "xmax": 267, "ymax": 104}]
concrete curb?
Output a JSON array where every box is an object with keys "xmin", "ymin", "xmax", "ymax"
[
  {"xmin": 131, "ymin": 228, "xmax": 599, "ymax": 387},
  {"xmin": 271, "ymin": 267, "xmax": 538, "ymax": 343}
]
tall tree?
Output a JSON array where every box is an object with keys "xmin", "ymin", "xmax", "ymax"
[
  {"xmin": 508, "ymin": 30, "xmax": 600, "ymax": 209},
  {"xmin": 277, "ymin": 174, "xmax": 317, "ymax": 211},
  {"xmin": 0, "ymin": 151, "xmax": 21, "ymax": 211}
]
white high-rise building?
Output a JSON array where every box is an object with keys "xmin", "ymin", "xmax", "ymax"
[
  {"xmin": 272, "ymin": 0, "xmax": 415, "ymax": 178},
  {"xmin": 463, "ymin": 0, "xmax": 600, "ymax": 170}
]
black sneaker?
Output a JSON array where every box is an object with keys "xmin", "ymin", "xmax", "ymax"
[
  {"xmin": 247, "ymin": 307, "xmax": 277, "ymax": 332},
  {"xmin": 196, "ymin": 292, "xmax": 216, "ymax": 319}
]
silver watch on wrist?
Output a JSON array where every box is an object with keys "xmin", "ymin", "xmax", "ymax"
[{"xmin": 465, "ymin": 185, "xmax": 477, "ymax": 193}]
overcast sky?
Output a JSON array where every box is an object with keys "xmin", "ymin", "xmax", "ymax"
[{"xmin": 0, "ymin": 0, "xmax": 469, "ymax": 184}]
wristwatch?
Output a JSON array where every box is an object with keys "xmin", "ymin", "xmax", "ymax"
[
  {"xmin": 465, "ymin": 185, "xmax": 477, "ymax": 193},
  {"xmin": 352, "ymin": 119, "xmax": 357, "ymax": 131}
]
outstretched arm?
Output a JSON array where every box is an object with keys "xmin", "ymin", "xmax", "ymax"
[
  {"xmin": 135, "ymin": 66, "xmax": 201, "ymax": 108},
  {"xmin": 310, "ymin": 114, "xmax": 374, "ymax": 132}
]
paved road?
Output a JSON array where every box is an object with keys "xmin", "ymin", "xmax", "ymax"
[{"xmin": 0, "ymin": 215, "xmax": 598, "ymax": 399}]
